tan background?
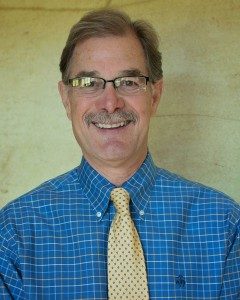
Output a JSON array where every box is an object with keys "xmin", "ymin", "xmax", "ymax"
[{"xmin": 0, "ymin": 0, "xmax": 239, "ymax": 208}]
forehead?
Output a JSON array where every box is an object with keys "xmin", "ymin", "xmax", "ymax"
[{"xmin": 68, "ymin": 33, "xmax": 148, "ymax": 77}]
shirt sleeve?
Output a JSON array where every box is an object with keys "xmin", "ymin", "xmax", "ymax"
[
  {"xmin": 220, "ymin": 220, "xmax": 240, "ymax": 298},
  {"xmin": 0, "ymin": 212, "xmax": 26, "ymax": 300}
]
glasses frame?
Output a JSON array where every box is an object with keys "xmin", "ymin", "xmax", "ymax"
[{"xmin": 67, "ymin": 75, "xmax": 150, "ymax": 96}]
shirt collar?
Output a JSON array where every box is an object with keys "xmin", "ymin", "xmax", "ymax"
[{"xmin": 77, "ymin": 153, "xmax": 157, "ymax": 220}]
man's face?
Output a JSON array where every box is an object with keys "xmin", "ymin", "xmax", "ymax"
[{"xmin": 59, "ymin": 33, "xmax": 162, "ymax": 171}]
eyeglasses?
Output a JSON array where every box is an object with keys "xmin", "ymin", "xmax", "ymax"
[{"xmin": 67, "ymin": 75, "xmax": 150, "ymax": 97}]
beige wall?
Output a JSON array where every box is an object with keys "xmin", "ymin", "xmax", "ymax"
[{"xmin": 0, "ymin": 0, "xmax": 239, "ymax": 208}]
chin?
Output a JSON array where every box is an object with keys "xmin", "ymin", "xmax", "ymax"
[
  {"xmin": 99, "ymin": 151, "xmax": 130, "ymax": 162},
  {"xmin": 96, "ymin": 147, "xmax": 135, "ymax": 163}
]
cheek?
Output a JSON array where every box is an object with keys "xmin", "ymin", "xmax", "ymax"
[
  {"xmin": 133, "ymin": 98, "xmax": 154, "ymax": 120},
  {"xmin": 70, "ymin": 100, "xmax": 89, "ymax": 123}
]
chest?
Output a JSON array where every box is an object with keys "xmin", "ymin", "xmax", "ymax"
[{"xmin": 20, "ymin": 208, "xmax": 225, "ymax": 299}]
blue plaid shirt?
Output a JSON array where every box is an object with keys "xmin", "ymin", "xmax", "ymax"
[{"xmin": 0, "ymin": 153, "xmax": 240, "ymax": 299}]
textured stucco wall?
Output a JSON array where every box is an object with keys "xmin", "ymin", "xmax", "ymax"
[{"xmin": 0, "ymin": 0, "xmax": 239, "ymax": 207}]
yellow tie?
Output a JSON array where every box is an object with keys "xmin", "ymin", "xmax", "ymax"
[{"xmin": 108, "ymin": 187, "xmax": 149, "ymax": 300}]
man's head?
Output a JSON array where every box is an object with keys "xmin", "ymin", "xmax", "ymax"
[
  {"xmin": 59, "ymin": 9, "xmax": 163, "ymax": 85},
  {"xmin": 58, "ymin": 9, "xmax": 163, "ymax": 181}
]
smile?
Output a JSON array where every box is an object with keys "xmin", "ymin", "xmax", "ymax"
[{"xmin": 93, "ymin": 121, "xmax": 131, "ymax": 129}]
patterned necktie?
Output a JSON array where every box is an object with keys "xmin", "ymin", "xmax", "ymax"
[{"xmin": 108, "ymin": 187, "xmax": 149, "ymax": 299}]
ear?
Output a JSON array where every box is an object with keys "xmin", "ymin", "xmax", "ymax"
[
  {"xmin": 150, "ymin": 79, "xmax": 163, "ymax": 116},
  {"xmin": 58, "ymin": 81, "xmax": 72, "ymax": 120}
]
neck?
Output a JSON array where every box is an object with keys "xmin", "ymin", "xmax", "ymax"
[{"xmin": 83, "ymin": 152, "xmax": 147, "ymax": 186}]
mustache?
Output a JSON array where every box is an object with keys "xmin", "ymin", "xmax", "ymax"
[{"xmin": 85, "ymin": 110, "xmax": 138, "ymax": 126}]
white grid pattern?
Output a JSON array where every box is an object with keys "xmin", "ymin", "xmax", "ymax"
[{"xmin": 0, "ymin": 153, "xmax": 240, "ymax": 299}]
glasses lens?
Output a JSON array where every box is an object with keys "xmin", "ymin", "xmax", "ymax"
[
  {"xmin": 115, "ymin": 76, "xmax": 147, "ymax": 95},
  {"xmin": 70, "ymin": 77, "xmax": 104, "ymax": 95}
]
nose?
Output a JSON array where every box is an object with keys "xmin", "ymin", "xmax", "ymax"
[{"xmin": 96, "ymin": 82, "xmax": 125, "ymax": 113}]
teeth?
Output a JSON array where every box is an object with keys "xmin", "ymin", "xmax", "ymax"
[{"xmin": 95, "ymin": 122, "xmax": 126, "ymax": 129}]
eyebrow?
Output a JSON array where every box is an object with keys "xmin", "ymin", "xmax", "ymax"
[
  {"xmin": 73, "ymin": 68, "xmax": 145, "ymax": 79},
  {"xmin": 75, "ymin": 70, "xmax": 99, "ymax": 77},
  {"xmin": 118, "ymin": 69, "xmax": 144, "ymax": 77}
]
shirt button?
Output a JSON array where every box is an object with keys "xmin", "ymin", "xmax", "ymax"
[
  {"xmin": 139, "ymin": 210, "xmax": 145, "ymax": 216},
  {"xmin": 96, "ymin": 212, "xmax": 102, "ymax": 218}
]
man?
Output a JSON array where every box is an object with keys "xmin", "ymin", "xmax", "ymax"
[{"xmin": 0, "ymin": 8, "xmax": 239, "ymax": 300}]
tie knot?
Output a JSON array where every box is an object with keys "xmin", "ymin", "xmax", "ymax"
[{"xmin": 110, "ymin": 188, "xmax": 130, "ymax": 214}]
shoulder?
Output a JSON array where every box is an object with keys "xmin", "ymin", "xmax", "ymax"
[
  {"xmin": 154, "ymin": 166, "xmax": 240, "ymax": 219},
  {"xmin": 0, "ymin": 165, "xmax": 87, "ymax": 253},
  {"xmin": 0, "ymin": 166, "xmax": 82, "ymax": 220}
]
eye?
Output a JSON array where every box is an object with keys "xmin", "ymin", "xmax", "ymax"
[
  {"xmin": 80, "ymin": 77, "xmax": 97, "ymax": 88},
  {"xmin": 118, "ymin": 77, "xmax": 140, "ymax": 88},
  {"xmin": 124, "ymin": 80, "xmax": 136, "ymax": 86}
]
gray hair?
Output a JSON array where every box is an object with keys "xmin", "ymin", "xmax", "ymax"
[{"xmin": 59, "ymin": 8, "xmax": 163, "ymax": 84}]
